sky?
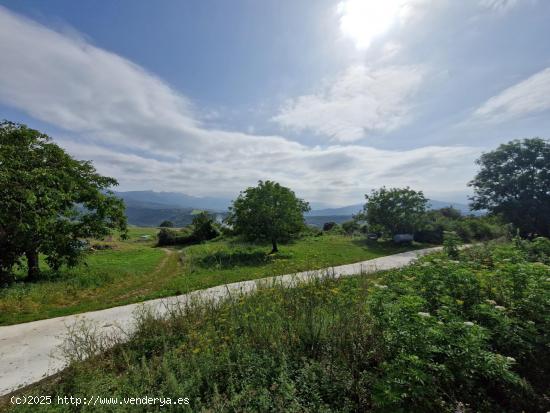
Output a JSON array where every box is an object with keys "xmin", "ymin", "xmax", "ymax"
[{"xmin": 0, "ymin": 0, "xmax": 549, "ymax": 207}]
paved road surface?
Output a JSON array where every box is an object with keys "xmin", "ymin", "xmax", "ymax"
[{"xmin": 0, "ymin": 246, "xmax": 440, "ymax": 396}]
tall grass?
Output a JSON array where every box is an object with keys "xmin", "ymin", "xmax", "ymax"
[{"xmin": 6, "ymin": 241, "xmax": 549, "ymax": 412}]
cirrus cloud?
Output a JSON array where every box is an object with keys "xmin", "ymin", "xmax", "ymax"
[{"xmin": 473, "ymin": 67, "xmax": 550, "ymax": 123}]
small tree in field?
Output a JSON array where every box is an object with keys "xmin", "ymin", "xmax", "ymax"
[
  {"xmin": 159, "ymin": 220, "xmax": 174, "ymax": 228},
  {"xmin": 469, "ymin": 138, "xmax": 550, "ymax": 237},
  {"xmin": 0, "ymin": 121, "xmax": 127, "ymax": 281},
  {"xmin": 227, "ymin": 180, "xmax": 310, "ymax": 253},
  {"xmin": 362, "ymin": 187, "xmax": 428, "ymax": 237},
  {"xmin": 191, "ymin": 212, "xmax": 219, "ymax": 241}
]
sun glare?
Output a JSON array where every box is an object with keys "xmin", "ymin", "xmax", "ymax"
[{"xmin": 338, "ymin": 0, "xmax": 403, "ymax": 50}]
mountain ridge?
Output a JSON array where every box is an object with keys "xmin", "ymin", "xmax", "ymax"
[{"xmin": 115, "ymin": 190, "xmax": 476, "ymax": 227}]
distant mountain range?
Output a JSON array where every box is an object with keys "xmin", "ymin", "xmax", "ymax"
[
  {"xmin": 115, "ymin": 191, "xmax": 231, "ymax": 211},
  {"xmin": 114, "ymin": 190, "xmax": 476, "ymax": 227}
]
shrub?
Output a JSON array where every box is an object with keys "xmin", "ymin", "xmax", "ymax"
[
  {"xmin": 156, "ymin": 228, "xmax": 198, "ymax": 247},
  {"xmin": 341, "ymin": 220, "xmax": 360, "ymax": 235},
  {"xmin": 159, "ymin": 220, "xmax": 174, "ymax": 228},
  {"xmin": 322, "ymin": 222, "xmax": 337, "ymax": 231},
  {"xmin": 157, "ymin": 214, "xmax": 219, "ymax": 247},
  {"xmin": 443, "ymin": 231, "xmax": 461, "ymax": 259}
]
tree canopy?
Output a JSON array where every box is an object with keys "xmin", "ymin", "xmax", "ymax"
[
  {"xmin": 0, "ymin": 121, "xmax": 127, "ymax": 281},
  {"xmin": 362, "ymin": 187, "xmax": 428, "ymax": 236},
  {"xmin": 159, "ymin": 220, "xmax": 174, "ymax": 228},
  {"xmin": 191, "ymin": 212, "xmax": 219, "ymax": 242},
  {"xmin": 226, "ymin": 180, "xmax": 310, "ymax": 253},
  {"xmin": 469, "ymin": 138, "xmax": 550, "ymax": 237}
]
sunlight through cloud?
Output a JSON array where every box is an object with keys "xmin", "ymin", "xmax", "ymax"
[{"xmin": 337, "ymin": 0, "xmax": 406, "ymax": 49}]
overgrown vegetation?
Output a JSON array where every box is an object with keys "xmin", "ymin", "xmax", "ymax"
[
  {"xmin": 157, "ymin": 212, "xmax": 220, "ymax": 246},
  {"xmin": 0, "ymin": 231, "xmax": 418, "ymax": 325},
  {"xmin": 7, "ymin": 240, "xmax": 548, "ymax": 412},
  {"xmin": 415, "ymin": 207, "xmax": 507, "ymax": 243}
]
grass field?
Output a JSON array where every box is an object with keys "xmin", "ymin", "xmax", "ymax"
[
  {"xmin": 0, "ymin": 229, "xmax": 422, "ymax": 325},
  {"xmin": 4, "ymin": 241, "xmax": 548, "ymax": 412}
]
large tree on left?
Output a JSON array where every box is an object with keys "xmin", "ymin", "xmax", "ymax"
[{"xmin": 0, "ymin": 121, "xmax": 127, "ymax": 281}]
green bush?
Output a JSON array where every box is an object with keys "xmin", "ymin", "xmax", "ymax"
[
  {"xmin": 322, "ymin": 222, "xmax": 337, "ymax": 231},
  {"xmin": 341, "ymin": 220, "xmax": 360, "ymax": 235},
  {"xmin": 415, "ymin": 210, "xmax": 506, "ymax": 244},
  {"xmin": 156, "ymin": 227, "xmax": 197, "ymax": 247},
  {"xmin": 157, "ymin": 214, "xmax": 219, "ymax": 247},
  {"xmin": 443, "ymin": 230, "xmax": 461, "ymax": 259}
]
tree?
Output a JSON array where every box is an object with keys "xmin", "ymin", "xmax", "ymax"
[
  {"xmin": 469, "ymin": 138, "xmax": 550, "ymax": 237},
  {"xmin": 159, "ymin": 220, "xmax": 174, "ymax": 228},
  {"xmin": 362, "ymin": 187, "xmax": 428, "ymax": 237},
  {"xmin": 226, "ymin": 180, "xmax": 310, "ymax": 253},
  {"xmin": 0, "ymin": 121, "xmax": 127, "ymax": 281},
  {"xmin": 191, "ymin": 212, "xmax": 219, "ymax": 241}
]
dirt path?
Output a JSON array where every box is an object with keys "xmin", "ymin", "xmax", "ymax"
[{"xmin": 0, "ymin": 246, "xmax": 441, "ymax": 396}]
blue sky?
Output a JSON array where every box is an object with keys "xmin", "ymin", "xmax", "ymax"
[{"xmin": 1, "ymin": 0, "xmax": 549, "ymax": 206}]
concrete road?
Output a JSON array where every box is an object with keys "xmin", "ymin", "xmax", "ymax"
[{"xmin": 0, "ymin": 246, "xmax": 440, "ymax": 396}]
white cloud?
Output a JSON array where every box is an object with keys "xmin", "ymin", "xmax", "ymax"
[
  {"xmin": 0, "ymin": 6, "xmax": 476, "ymax": 205},
  {"xmin": 272, "ymin": 65, "xmax": 426, "ymax": 142},
  {"xmin": 480, "ymin": 0, "xmax": 535, "ymax": 14},
  {"xmin": 473, "ymin": 67, "xmax": 550, "ymax": 122}
]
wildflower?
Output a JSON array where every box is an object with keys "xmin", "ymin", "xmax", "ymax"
[
  {"xmin": 485, "ymin": 299, "xmax": 497, "ymax": 305},
  {"xmin": 463, "ymin": 321, "xmax": 474, "ymax": 327},
  {"xmin": 506, "ymin": 356, "xmax": 516, "ymax": 363},
  {"xmin": 456, "ymin": 299, "xmax": 464, "ymax": 305},
  {"xmin": 495, "ymin": 305, "xmax": 506, "ymax": 311},
  {"xmin": 417, "ymin": 312, "xmax": 431, "ymax": 318},
  {"xmin": 374, "ymin": 284, "xmax": 388, "ymax": 289}
]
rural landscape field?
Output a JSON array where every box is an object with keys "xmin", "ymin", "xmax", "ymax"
[{"xmin": 1, "ymin": 1, "xmax": 550, "ymax": 412}]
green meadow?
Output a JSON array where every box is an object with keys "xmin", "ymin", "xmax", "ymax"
[{"xmin": 0, "ymin": 229, "xmax": 421, "ymax": 325}]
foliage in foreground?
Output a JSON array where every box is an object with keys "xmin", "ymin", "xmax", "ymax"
[{"xmin": 9, "ymin": 241, "xmax": 549, "ymax": 412}]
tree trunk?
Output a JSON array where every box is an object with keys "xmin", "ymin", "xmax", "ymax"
[
  {"xmin": 270, "ymin": 239, "xmax": 279, "ymax": 254},
  {"xmin": 26, "ymin": 249, "xmax": 40, "ymax": 281}
]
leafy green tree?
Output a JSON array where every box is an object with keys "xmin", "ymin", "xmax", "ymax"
[
  {"xmin": 362, "ymin": 187, "xmax": 428, "ymax": 237},
  {"xmin": 227, "ymin": 180, "xmax": 310, "ymax": 253},
  {"xmin": 159, "ymin": 220, "xmax": 174, "ymax": 228},
  {"xmin": 191, "ymin": 212, "xmax": 219, "ymax": 241},
  {"xmin": 0, "ymin": 121, "xmax": 127, "ymax": 281},
  {"xmin": 469, "ymin": 138, "xmax": 550, "ymax": 237}
]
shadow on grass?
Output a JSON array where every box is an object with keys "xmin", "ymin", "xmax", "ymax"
[
  {"xmin": 196, "ymin": 249, "xmax": 294, "ymax": 269},
  {"xmin": 350, "ymin": 238, "xmax": 425, "ymax": 253}
]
